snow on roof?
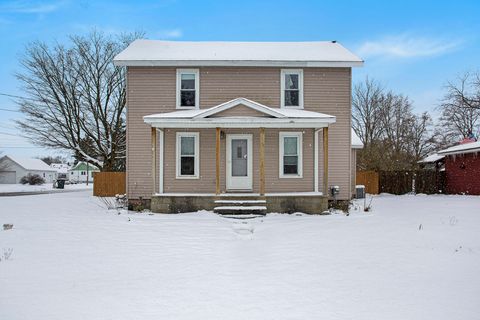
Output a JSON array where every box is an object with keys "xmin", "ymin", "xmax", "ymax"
[
  {"xmin": 437, "ymin": 141, "xmax": 480, "ymax": 156},
  {"xmin": 351, "ymin": 129, "xmax": 364, "ymax": 149},
  {"xmin": 114, "ymin": 40, "xmax": 364, "ymax": 67},
  {"xmin": 50, "ymin": 163, "xmax": 71, "ymax": 173},
  {"xmin": 418, "ymin": 153, "xmax": 445, "ymax": 163},
  {"xmin": 3, "ymin": 155, "xmax": 56, "ymax": 171}
]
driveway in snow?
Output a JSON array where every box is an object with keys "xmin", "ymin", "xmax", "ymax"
[{"xmin": 1, "ymin": 191, "xmax": 479, "ymax": 320}]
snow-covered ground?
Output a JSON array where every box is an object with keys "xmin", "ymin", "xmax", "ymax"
[
  {"xmin": 1, "ymin": 192, "xmax": 479, "ymax": 319},
  {"xmin": 0, "ymin": 182, "xmax": 93, "ymax": 193}
]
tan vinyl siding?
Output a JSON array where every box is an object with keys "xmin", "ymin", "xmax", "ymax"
[{"xmin": 127, "ymin": 66, "xmax": 352, "ymax": 200}]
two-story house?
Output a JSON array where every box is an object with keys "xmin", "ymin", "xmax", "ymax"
[{"xmin": 114, "ymin": 40, "xmax": 363, "ymax": 214}]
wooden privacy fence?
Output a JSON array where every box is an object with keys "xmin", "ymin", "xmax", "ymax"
[
  {"xmin": 379, "ymin": 170, "xmax": 445, "ymax": 195},
  {"xmin": 356, "ymin": 170, "xmax": 446, "ymax": 195},
  {"xmin": 93, "ymin": 172, "xmax": 126, "ymax": 197},
  {"xmin": 356, "ymin": 170, "xmax": 379, "ymax": 194}
]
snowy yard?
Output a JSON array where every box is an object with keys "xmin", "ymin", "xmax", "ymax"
[{"xmin": 1, "ymin": 192, "xmax": 479, "ymax": 320}]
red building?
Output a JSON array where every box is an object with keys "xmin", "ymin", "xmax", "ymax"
[{"xmin": 438, "ymin": 141, "xmax": 480, "ymax": 195}]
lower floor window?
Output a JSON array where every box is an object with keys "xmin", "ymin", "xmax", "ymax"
[
  {"xmin": 279, "ymin": 132, "xmax": 303, "ymax": 178},
  {"xmin": 176, "ymin": 132, "xmax": 199, "ymax": 178}
]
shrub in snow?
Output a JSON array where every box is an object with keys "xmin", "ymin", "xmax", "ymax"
[{"xmin": 19, "ymin": 174, "xmax": 45, "ymax": 185}]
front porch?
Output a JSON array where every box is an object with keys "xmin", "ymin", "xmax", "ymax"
[
  {"xmin": 151, "ymin": 192, "xmax": 329, "ymax": 214},
  {"xmin": 144, "ymin": 98, "xmax": 335, "ymax": 214}
]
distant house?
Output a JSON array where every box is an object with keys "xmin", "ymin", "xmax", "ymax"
[
  {"xmin": 437, "ymin": 141, "xmax": 480, "ymax": 195},
  {"xmin": 50, "ymin": 163, "xmax": 71, "ymax": 179},
  {"xmin": 69, "ymin": 162, "xmax": 99, "ymax": 183},
  {"xmin": 0, "ymin": 155, "xmax": 57, "ymax": 184}
]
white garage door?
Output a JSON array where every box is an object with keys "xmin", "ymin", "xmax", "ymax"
[{"xmin": 0, "ymin": 171, "xmax": 16, "ymax": 184}]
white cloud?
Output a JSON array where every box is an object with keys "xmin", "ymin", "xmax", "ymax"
[
  {"xmin": 155, "ymin": 28, "xmax": 183, "ymax": 39},
  {"xmin": 0, "ymin": 0, "xmax": 65, "ymax": 14},
  {"xmin": 357, "ymin": 34, "xmax": 462, "ymax": 59}
]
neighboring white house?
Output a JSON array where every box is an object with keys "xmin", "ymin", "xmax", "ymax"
[
  {"xmin": 69, "ymin": 162, "xmax": 99, "ymax": 183},
  {"xmin": 50, "ymin": 163, "xmax": 71, "ymax": 179},
  {"xmin": 0, "ymin": 155, "xmax": 57, "ymax": 184}
]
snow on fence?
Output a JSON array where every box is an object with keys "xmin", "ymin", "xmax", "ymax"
[{"xmin": 93, "ymin": 172, "xmax": 126, "ymax": 197}]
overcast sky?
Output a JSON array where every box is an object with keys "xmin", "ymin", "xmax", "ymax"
[{"xmin": 0, "ymin": 0, "xmax": 479, "ymax": 158}]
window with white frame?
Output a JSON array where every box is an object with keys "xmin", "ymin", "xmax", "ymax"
[
  {"xmin": 176, "ymin": 69, "xmax": 199, "ymax": 109},
  {"xmin": 280, "ymin": 69, "xmax": 303, "ymax": 108},
  {"xmin": 279, "ymin": 132, "xmax": 303, "ymax": 178},
  {"xmin": 176, "ymin": 132, "xmax": 199, "ymax": 178}
]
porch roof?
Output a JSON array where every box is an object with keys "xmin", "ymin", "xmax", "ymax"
[{"xmin": 143, "ymin": 97, "xmax": 336, "ymax": 128}]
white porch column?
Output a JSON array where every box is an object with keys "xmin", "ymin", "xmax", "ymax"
[{"xmin": 151, "ymin": 127, "xmax": 157, "ymax": 194}]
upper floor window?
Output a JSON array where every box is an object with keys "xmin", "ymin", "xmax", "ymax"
[
  {"xmin": 176, "ymin": 69, "xmax": 199, "ymax": 109},
  {"xmin": 280, "ymin": 69, "xmax": 303, "ymax": 109}
]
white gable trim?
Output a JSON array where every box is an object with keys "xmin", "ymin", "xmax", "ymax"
[{"xmin": 193, "ymin": 98, "xmax": 286, "ymax": 119}]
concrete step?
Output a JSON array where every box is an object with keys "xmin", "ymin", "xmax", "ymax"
[
  {"xmin": 214, "ymin": 205, "xmax": 267, "ymax": 215},
  {"xmin": 214, "ymin": 199, "xmax": 266, "ymax": 205}
]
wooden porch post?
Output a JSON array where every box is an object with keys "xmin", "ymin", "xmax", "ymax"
[
  {"xmin": 151, "ymin": 127, "xmax": 157, "ymax": 194},
  {"xmin": 259, "ymin": 127, "xmax": 266, "ymax": 196},
  {"xmin": 314, "ymin": 129, "xmax": 320, "ymax": 193},
  {"xmin": 215, "ymin": 127, "xmax": 221, "ymax": 195},
  {"xmin": 323, "ymin": 127, "xmax": 329, "ymax": 196},
  {"xmin": 158, "ymin": 129, "xmax": 164, "ymax": 194}
]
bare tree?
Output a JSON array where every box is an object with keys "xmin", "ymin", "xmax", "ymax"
[
  {"xmin": 15, "ymin": 31, "xmax": 142, "ymax": 171},
  {"xmin": 438, "ymin": 72, "xmax": 480, "ymax": 143},
  {"xmin": 353, "ymin": 78, "xmax": 434, "ymax": 170},
  {"xmin": 352, "ymin": 77, "xmax": 384, "ymax": 145},
  {"xmin": 407, "ymin": 112, "xmax": 434, "ymax": 163}
]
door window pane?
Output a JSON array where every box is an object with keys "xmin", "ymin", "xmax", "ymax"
[{"xmin": 232, "ymin": 139, "xmax": 247, "ymax": 177}]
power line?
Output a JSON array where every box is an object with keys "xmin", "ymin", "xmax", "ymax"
[
  {"xmin": 0, "ymin": 92, "xmax": 39, "ymax": 102},
  {"xmin": 0, "ymin": 146, "xmax": 42, "ymax": 149},
  {"xmin": 0, "ymin": 108, "xmax": 21, "ymax": 113},
  {"xmin": 0, "ymin": 131, "xmax": 19, "ymax": 137}
]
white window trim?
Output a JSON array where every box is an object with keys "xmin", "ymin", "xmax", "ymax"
[
  {"xmin": 176, "ymin": 132, "xmax": 200, "ymax": 179},
  {"xmin": 176, "ymin": 69, "xmax": 200, "ymax": 109},
  {"xmin": 279, "ymin": 132, "xmax": 303, "ymax": 178},
  {"xmin": 280, "ymin": 69, "xmax": 304, "ymax": 109}
]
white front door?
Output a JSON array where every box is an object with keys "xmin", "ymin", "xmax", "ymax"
[{"xmin": 226, "ymin": 134, "xmax": 253, "ymax": 191}]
